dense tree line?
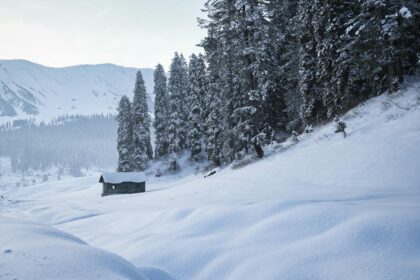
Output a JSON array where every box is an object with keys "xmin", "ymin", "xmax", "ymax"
[
  {"xmin": 0, "ymin": 115, "xmax": 117, "ymax": 174},
  {"xmin": 118, "ymin": 0, "xmax": 419, "ymax": 170}
]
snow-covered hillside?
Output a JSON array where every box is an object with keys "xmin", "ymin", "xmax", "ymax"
[
  {"xmin": 1, "ymin": 82, "xmax": 420, "ymax": 279},
  {"xmin": 0, "ymin": 59, "xmax": 154, "ymax": 124}
]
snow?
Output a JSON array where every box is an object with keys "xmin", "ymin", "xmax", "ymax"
[
  {"xmin": 1, "ymin": 82, "xmax": 420, "ymax": 279},
  {"xmin": 399, "ymin": 7, "xmax": 412, "ymax": 19},
  {"xmin": 100, "ymin": 172, "xmax": 146, "ymax": 184},
  {"xmin": 0, "ymin": 59, "xmax": 154, "ymax": 124},
  {"xmin": 0, "ymin": 217, "xmax": 148, "ymax": 280}
]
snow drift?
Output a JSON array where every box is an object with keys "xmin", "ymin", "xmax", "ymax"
[{"xmin": 0, "ymin": 217, "xmax": 147, "ymax": 280}]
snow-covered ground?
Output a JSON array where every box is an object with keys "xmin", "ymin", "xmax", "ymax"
[
  {"xmin": 0, "ymin": 217, "xmax": 151, "ymax": 280},
  {"xmin": 1, "ymin": 82, "xmax": 420, "ymax": 279}
]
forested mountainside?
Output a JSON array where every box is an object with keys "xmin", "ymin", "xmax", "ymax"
[
  {"xmin": 0, "ymin": 115, "xmax": 118, "ymax": 174},
  {"xmin": 116, "ymin": 0, "xmax": 420, "ymax": 171}
]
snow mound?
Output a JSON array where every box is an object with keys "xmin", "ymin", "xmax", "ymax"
[{"xmin": 0, "ymin": 217, "xmax": 148, "ymax": 280}]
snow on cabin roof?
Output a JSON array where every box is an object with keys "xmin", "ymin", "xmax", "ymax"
[{"xmin": 99, "ymin": 172, "xmax": 146, "ymax": 184}]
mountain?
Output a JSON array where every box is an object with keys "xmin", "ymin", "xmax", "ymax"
[{"xmin": 0, "ymin": 59, "xmax": 154, "ymax": 124}]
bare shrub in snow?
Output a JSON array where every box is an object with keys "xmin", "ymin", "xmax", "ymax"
[{"xmin": 334, "ymin": 117, "xmax": 347, "ymax": 137}]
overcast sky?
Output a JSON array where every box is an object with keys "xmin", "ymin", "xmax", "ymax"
[{"xmin": 0, "ymin": 0, "xmax": 206, "ymax": 69}]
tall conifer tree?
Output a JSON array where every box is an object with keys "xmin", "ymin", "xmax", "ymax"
[
  {"xmin": 153, "ymin": 64, "xmax": 169, "ymax": 158},
  {"xmin": 131, "ymin": 71, "xmax": 153, "ymax": 171},
  {"xmin": 116, "ymin": 95, "xmax": 133, "ymax": 172},
  {"xmin": 187, "ymin": 54, "xmax": 208, "ymax": 161},
  {"xmin": 167, "ymin": 53, "xmax": 189, "ymax": 154}
]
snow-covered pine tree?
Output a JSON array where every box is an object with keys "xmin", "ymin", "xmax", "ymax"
[
  {"xmin": 322, "ymin": 0, "xmax": 360, "ymax": 119},
  {"xmin": 116, "ymin": 95, "xmax": 133, "ymax": 172},
  {"xmin": 230, "ymin": 0, "xmax": 288, "ymax": 158},
  {"xmin": 312, "ymin": 0, "xmax": 334, "ymax": 120},
  {"xmin": 395, "ymin": 1, "xmax": 420, "ymax": 76},
  {"xmin": 153, "ymin": 64, "xmax": 169, "ymax": 159},
  {"xmin": 203, "ymin": 73, "xmax": 224, "ymax": 166},
  {"xmin": 312, "ymin": 0, "xmax": 360, "ymax": 120},
  {"xmin": 249, "ymin": 0, "xmax": 288, "ymax": 140},
  {"xmin": 333, "ymin": 0, "xmax": 418, "ymax": 116},
  {"xmin": 187, "ymin": 54, "xmax": 207, "ymax": 161},
  {"xmin": 298, "ymin": 0, "xmax": 326, "ymax": 126},
  {"xmin": 232, "ymin": 1, "xmax": 264, "ymax": 158},
  {"xmin": 131, "ymin": 71, "xmax": 153, "ymax": 171},
  {"xmin": 266, "ymin": 0, "xmax": 301, "ymax": 132},
  {"xmin": 199, "ymin": 0, "xmax": 239, "ymax": 164},
  {"xmin": 167, "ymin": 53, "xmax": 189, "ymax": 154}
]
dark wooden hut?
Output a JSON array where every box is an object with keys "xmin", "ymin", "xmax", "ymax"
[{"xmin": 99, "ymin": 172, "xmax": 146, "ymax": 197}]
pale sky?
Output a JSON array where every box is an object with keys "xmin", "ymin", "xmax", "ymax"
[{"xmin": 0, "ymin": 0, "xmax": 206, "ymax": 69}]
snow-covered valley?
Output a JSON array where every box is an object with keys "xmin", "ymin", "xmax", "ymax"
[{"xmin": 1, "ymin": 82, "xmax": 420, "ymax": 279}]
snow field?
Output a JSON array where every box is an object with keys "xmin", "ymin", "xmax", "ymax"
[{"xmin": 1, "ymin": 81, "xmax": 420, "ymax": 279}]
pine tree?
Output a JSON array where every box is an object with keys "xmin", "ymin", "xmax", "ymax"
[
  {"xmin": 200, "ymin": 0, "xmax": 249, "ymax": 161},
  {"xmin": 230, "ymin": 0, "xmax": 264, "ymax": 158},
  {"xmin": 131, "ymin": 71, "xmax": 153, "ymax": 171},
  {"xmin": 203, "ymin": 73, "xmax": 224, "ymax": 166},
  {"xmin": 230, "ymin": 0, "xmax": 288, "ymax": 157},
  {"xmin": 167, "ymin": 53, "xmax": 189, "ymax": 154},
  {"xmin": 116, "ymin": 95, "xmax": 133, "ymax": 172},
  {"xmin": 298, "ymin": 0, "xmax": 325, "ymax": 126},
  {"xmin": 266, "ymin": 0, "xmax": 301, "ymax": 132},
  {"xmin": 332, "ymin": 0, "xmax": 419, "ymax": 115},
  {"xmin": 200, "ymin": 0, "xmax": 241, "ymax": 164},
  {"xmin": 395, "ymin": 1, "xmax": 420, "ymax": 76},
  {"xmin": 187, "ymin": 54, "xmax": 207, "ymax": 161},
  {"xmin": 153, "ymin": 64, "xmax": 169, "ymax": 158}
]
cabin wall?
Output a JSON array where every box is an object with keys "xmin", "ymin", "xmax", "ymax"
[{"xmin": 102, "ymin": 182, "xmax": 145, "ymax": 196}]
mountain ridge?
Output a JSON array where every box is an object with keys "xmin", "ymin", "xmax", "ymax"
[
  {"xmin": 0, "ymin": 59, "xmax": 155, "ymax": 124},
  {"xmin": 0, "ymin": 59, "xmax": 142, "ymax": 70}
]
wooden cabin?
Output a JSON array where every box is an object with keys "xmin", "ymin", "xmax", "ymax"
[{"xmin": 99, "ymin": 172, "xmax": 146, "ymax": 197}]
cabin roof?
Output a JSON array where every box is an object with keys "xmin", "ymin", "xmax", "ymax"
[{"xmin": 99, "ymin": 172, "xmax": 146, "ymax": 184}]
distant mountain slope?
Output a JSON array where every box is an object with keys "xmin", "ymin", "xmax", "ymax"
[{"xmin": 0, "ymin": 59, "xmax": 154, "ymax": 123}]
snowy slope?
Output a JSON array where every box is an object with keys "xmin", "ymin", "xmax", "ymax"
[
  {"xmin": 0, "ymin": 59, "xmax": 154, "ymax": 124},
  {"xmin": 1, "ymin": 82, "xmax": 420, "ymax": 279}
]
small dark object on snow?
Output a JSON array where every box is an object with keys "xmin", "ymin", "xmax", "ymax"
[
  {"xmin": 254, "ymin": 143, "xmax": 264, "ymax": 159},
  {"xmin": 291, "ymin": 131, "xmax": 299, "ymax": 143},
  {"xmin": 3, "ymin": 249, "xmax": 12, "ymax": 254},
  {"xmin": 169, "ymin": 157, "xmax": 179, "ymax": 173},
  {"xmin": 155, "ymin": 169, "xmax": 163, "ymax": 177},
  {"xmin": 334, "ymin": 117, "xmax": 347, "ymax": 137},
  {"xmin": 204, "ymin": 170, "xmax": 217, "ymax": 178}
]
